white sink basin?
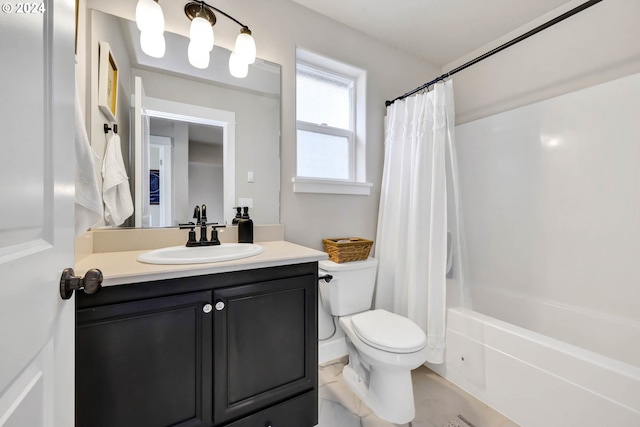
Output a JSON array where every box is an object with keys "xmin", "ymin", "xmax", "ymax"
[{"xmin": 137, "ymin": 243, "xmax": 264, "ymax": 265}]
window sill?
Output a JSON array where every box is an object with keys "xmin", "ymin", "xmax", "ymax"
[{"xmin": 292, "ymin": 177, "xmax": 372, "ymax": 195}]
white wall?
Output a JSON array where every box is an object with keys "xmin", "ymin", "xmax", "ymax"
[
  {"xmin": 173, "ymin": 122, "xmax": 190, "ymax": 223},
  {"xmin": 446, "ymin": 0, "xmax": 640, "ymax": 125},
  {"xmin": 189, "ymin": 164, "xmax": 224, "ymax": 224},
  {"xmin": 75, "ymin": 8, "xmax": 135, "ymax": 227},
  {"xmin": 204, "ymin": 0, "xmax": 441, "ymax": 249},
  {"xmin": 189, "ymin": 142, "xmax": 224, "ymax": 223},
  {"xmin": 88, "ymin": 10, "xmax": 132, "ymax": 186}
]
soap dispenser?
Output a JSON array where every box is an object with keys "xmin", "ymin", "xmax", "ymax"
[
  {"xmin": 237, "ymin": 206, "xmax": 253, "ymax": 243},
  {"xmin": 232, "ymin": 207, "xmax": 242, "ymax": 224}
]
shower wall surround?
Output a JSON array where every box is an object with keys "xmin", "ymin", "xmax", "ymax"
[
  {"xmin": 440, "ymin": 71, "xmax": 640, "ymax": 426},
  {"xmin": 455, "ymin": 71, "xmax": 640, "ymax": 367},
  {"xmin": 430, "ymin": 3, "xmax": 640, "ymax": 424}
]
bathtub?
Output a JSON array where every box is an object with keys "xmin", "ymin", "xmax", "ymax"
[{"xmin": 427, "ymin": 306, "xmax": 640, "ymax": 426}]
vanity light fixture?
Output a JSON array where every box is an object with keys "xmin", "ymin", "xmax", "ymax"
[
  {"xmin": 135, "ymin": 0, "xmax": 166, "ymax": 58},
  {"xmin": 135, "ymin": 0, "xmax": 257, "ymax": 78}
]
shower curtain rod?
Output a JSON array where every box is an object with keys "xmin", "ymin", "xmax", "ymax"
[{"xmin": 385, "ymin": 0, "xmax": 603, "ymax": 107}]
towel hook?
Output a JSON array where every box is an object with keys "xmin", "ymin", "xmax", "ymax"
[{"xmin": 104, "ymin": 123, "xmax": 118, "ymax": 134}]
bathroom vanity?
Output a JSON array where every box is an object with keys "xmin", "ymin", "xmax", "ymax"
[{"xmin": 74, "ymin": 240, "xmax": 326, "ymax": 427}]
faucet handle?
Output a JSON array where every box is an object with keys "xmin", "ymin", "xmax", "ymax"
[
  {"xmin": 210, "ymin": 227, "xmax": 221, "ymax": 245},
  {"xmin": 179, "ymin": 222, "xmax": 198, "ymax": 246}
]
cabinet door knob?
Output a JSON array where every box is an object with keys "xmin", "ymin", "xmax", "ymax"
[
  {"xmin": 215, "ymin": 301, "xmax": 225, "ymax": 311},
  {"xmin": 203, "ymin": 303, "xmax": 213, "ymax": 313}
]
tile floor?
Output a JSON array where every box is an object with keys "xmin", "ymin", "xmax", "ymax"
[{"xmin": 318, "ymin": 358, "xmax": 520, "ymax": 427}]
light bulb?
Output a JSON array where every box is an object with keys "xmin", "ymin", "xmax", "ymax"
[
  {"xmin": 189, "ymin": 16, "xmax": 214, "ymax": 51},
  {"xmin": 140, "ymin": 31, "xmax": 165, "ymax": 58},
  {"xmin": 229, "ymin": 51, "xmax": 248, "ymax": 78},
  {"xmin": 234, "ymin": 29, "xmax": 256, "ymax": 64},
  {"xmin": 136, "ymin": 0, "xmax": 153, "ymax": 31},
  {"xmin": 188, "ymin": 41, "xmax": 210, "ymax": 69},
  {"xmin": 136, "ymin": 0, "xmax": 164, "ymax": 34}
]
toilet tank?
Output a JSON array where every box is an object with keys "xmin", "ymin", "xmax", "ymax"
[{"xmin": 318, "ymin": 258, "xmax": 378, "ymax": 316}]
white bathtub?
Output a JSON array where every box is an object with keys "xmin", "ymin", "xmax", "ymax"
[{"xmin": 427, "ymin": 307, "xmax": 640, "ymax": 426}]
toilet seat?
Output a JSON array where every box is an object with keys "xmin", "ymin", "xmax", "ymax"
[{"xmin": 350, "ymin": 309, "xmax": 426, "ymax": 354}]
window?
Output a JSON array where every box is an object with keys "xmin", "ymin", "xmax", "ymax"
[
  {"xmin": 296, "ymin": 64, "xmax": 354, "ymax": 180},
  {"xmin": 294, "ymin": 49, "xmax": 371, "ymax": 195}
]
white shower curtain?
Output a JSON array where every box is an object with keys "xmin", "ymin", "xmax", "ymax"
[{"xmin": 374, "ymin": 80, "xmax": 456, "ymax": 364}]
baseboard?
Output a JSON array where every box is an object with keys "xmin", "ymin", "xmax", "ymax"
[{"xmin": 319, "ymin": 337, "xmax": 347, "ymax": 365}]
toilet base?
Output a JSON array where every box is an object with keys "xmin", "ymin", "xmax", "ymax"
[{"xmin": 342, "ymin": 361, "xmax": 416, "ymax": 424}]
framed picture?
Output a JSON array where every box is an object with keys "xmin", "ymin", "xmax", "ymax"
[
  {"xmin": 98, "ymin": 41, "xmax": 119, "ymax": 122},
  {"xmin": 150, "ymin": 169, "xmax": 160, "ymax": 205}
]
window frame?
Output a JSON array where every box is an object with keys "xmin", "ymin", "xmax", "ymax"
[
  {"xmin": 293, "ymin": 49, "xmax": 371, "ymax": 195},
  {"xmin": 296, "ymin": 120, "xmax": 355, "ymax": 181},
  {"xmin": 295, "ymin": 62, "xmax": 356, "ymax": 181}
]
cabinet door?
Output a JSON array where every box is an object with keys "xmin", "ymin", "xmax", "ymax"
[
  {"xmin": 76, "ymin": 291, "xmax": 213, "ymax": 427},
  {"xmin": 212, "ymin": 274, "xmax": 317, "ymax": 426}
]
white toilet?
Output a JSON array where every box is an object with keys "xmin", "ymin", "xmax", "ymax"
[{"xmin": 318, "ymin": 258, "xmax": 429, "ymax": 424}]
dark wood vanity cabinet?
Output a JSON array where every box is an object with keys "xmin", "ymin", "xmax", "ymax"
[
  {"xmin": 76, "ymin": 263, "xmax": 318, "ymax": 427},
  {"xmin": 212, "ymin": 276, "xmax": 317, "ymax": 426},
  {"xmin": 76, "ymin": 291, "xmax": 213, "ymax": 427}
]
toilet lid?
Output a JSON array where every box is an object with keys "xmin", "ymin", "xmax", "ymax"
[{"xmin": 350, "ymin": 309, "xmax": 427, "ymax": 354}]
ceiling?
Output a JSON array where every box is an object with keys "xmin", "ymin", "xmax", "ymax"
[{"xmin": 288, "ymin": 0, "xmax": 575, "ymax": 67}]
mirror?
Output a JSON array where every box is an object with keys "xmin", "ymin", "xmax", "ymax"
[
  {"xmin": 88, "ymin": 9, "xmax": 281, "ymax": 227},
  {"xmin": 148, "ymin": 118, "xmax": 224, "ymax": 227}
]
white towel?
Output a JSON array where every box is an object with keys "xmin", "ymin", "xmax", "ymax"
[
  {"xmin": 75, "ymin": 88, "xmax": 103, "ymax": 236},
  {"xmin": 102, "ymin": 132, "xmax": 134, "ymax": 226}
]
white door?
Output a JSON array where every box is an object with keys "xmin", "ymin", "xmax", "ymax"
[{"xmin": 0, "ymin": 1, "xmax": 77, "ymax": 426}]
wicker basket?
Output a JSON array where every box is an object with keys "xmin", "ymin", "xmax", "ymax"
[{"xmin": 322, "ymin": 237, "xmax": 374, "ymax": 263}]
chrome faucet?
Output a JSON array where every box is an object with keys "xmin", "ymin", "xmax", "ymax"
[{"xmin": 179, "ymin": 204, "xmax": 226, "ymax": 247}]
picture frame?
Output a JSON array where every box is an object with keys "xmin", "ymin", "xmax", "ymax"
[
  {"xmin": 98, "ymin": 41, "xmax": 119, "ymax": 122},
  {"xmin": 150, "ymin": 169, "xmax": 160, "ymax": 205}
]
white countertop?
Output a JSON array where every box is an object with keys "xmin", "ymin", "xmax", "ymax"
[{"xmin": 75, "ymin": 241, "xmax": 328, "ymax": 287}]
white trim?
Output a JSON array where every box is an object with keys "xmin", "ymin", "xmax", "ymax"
[
  {"xmin": 296, "ymin": 48, "xmax": 364, "ymax": 79},
  {"xmin": 292, "ymin": 177, "xmax": 372, "ymax": 195},
  {"xmin": 295, "ymin": 48, "xmax": 369, "ymax": 190},
  {"xmin": 319, "ymin": 337, "xmax": 348, "ymax": 365},
  {"xmin": 296, "ymin": 120, "xmax": 352, "ymax": 138}
]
